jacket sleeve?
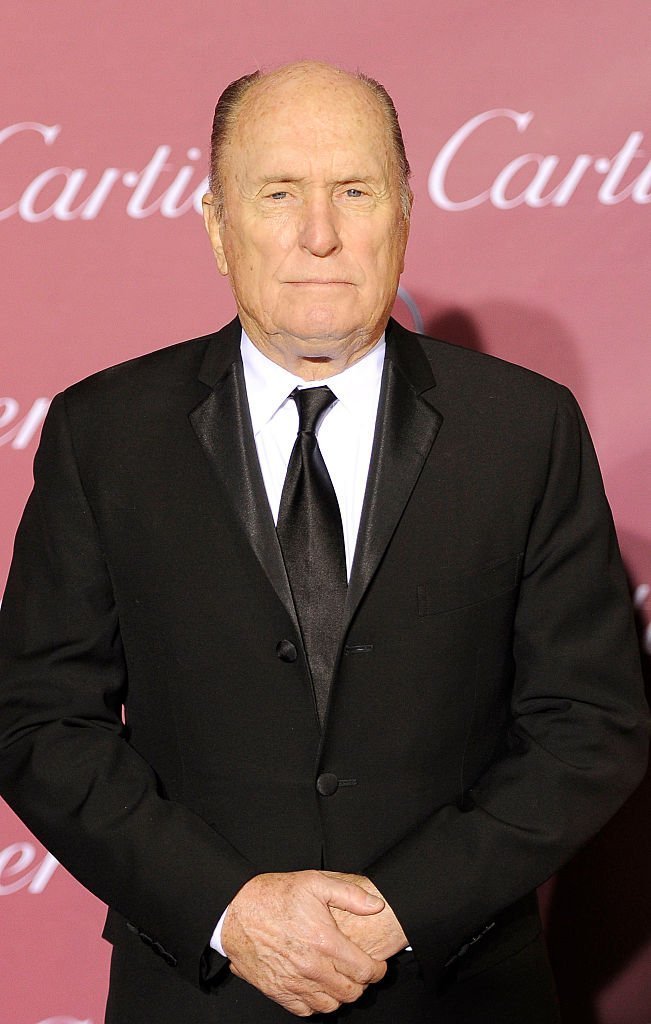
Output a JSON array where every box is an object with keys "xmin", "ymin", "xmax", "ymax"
[
  {"xmin": 0, "ymin": 392, "xmax": 257, "ymax": 989},
  {"xmin": 366, "ymin": 386, "xmax": 648, "ymax": 986}
]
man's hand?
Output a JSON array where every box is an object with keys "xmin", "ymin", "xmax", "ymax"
[
  {"xmin": 324, "ymin": 872, "xmax": 408, "ymax": 960},
  {"xmin": 220, "ymin": 870, "xmax": 388, "ymax": 1017}
]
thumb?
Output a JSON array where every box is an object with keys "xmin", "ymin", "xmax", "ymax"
[{"xmin": 319, "ymin": 877, "xmax": 385, "ymax": 916}]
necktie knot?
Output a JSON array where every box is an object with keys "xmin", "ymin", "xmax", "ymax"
[{"xmin": 292, "ymin": 386, "xmax": 337, "ymax": 435}]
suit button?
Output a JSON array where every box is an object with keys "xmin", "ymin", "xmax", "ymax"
[
  {"xmin": 276, "ymin": 639, "xmax": 297, "ymax": 662},
  {"xmin": 316, "ymin": 773, "xmax": 339, "ymax": 796}
]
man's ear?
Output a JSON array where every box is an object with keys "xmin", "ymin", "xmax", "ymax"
[{"xmin": 202, "ymin": 193, "xmax": 229, "ymax": 276}]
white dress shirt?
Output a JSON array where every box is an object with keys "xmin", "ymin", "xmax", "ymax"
[
  {"xmin": 240, "ymin": 329, "xmax": 385, "ymax": 577},
  {"xmin": 210, "ymin": 328, "xmax": 385, "ymax": 955}
]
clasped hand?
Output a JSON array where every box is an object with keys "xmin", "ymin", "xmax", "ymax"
[{"xmin": 221, "ymin": 869, "xmax": 407, "ymax": 1017}]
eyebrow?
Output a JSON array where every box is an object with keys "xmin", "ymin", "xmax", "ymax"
[
  {"xmin": 252, "ymin": 173, "xmax": 384, "ymax": 188},
  {"xmin": 253, "ymin": 175, "xmax": 305, "ymax": 184}
]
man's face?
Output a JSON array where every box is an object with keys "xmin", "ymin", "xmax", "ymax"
[{"xmin": 203, "ymin": 65, "xmax": 410, "ymax": 375}]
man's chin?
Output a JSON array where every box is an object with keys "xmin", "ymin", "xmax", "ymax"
[
  {"xmin": 241, "ymin": 312, "xmax": 384, "ymax": 372},
  {"xmin": 273, "ymin": 318, "xmax": 371, "ymax": 352}
]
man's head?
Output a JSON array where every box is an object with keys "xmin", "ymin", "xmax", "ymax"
[{"xmin": 203, "ymin": 61, "xmax": 412, "ymax": 377}]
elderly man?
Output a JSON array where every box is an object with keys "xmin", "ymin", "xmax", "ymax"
[{"xmin": 0, "ymin": 61, "xmax": 646, "ymax": 1023}]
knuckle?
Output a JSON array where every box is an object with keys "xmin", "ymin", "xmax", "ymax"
[
  {"xmin": 372, "ymin": 961, "xmax": 387, "ymax": 982},
  {"xmin": 286, "ymin": 975, "xmax": 315, "ymax": 998},
  {"xmin": 314, "ymin": 927, "xmax": 330, "ymax": 949},
  {"xmin": 313, "ymin": 994, "xmax": 340, "ymax": 1014},
  {"xmin": 280, "ymin": 996, "xmax": 312, "ymax": 1016},
  {"xmin": 340, "ymin": 982, "xmax": 365, "ymax": 1004},
  {"xmin": 361, "ymin": 960, "xmax": 385, "ymax": 984},
  {"xmin": 295, "ymin": 954, "xmax": 319, "ymax": 980},
  {"xmin": 357, "ymin": 965, "xmax": 375, "ymax": 985}
]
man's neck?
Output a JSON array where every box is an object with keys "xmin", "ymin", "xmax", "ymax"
[{"xmin": 239, "ymin": 321, "xmax": 387, "ymax": 380}]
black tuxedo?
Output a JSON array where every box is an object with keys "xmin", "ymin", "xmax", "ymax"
[{"xmin": 0, "ymin": 317, "xmax": 646, "ymax": 1022}]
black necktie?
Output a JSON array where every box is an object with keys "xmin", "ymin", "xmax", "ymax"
[{"xmin": 276, "ymin": 386, "xmax": 347, "ymax": 724}]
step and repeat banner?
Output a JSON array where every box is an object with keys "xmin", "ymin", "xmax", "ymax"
[{"xmin": 1, "ymin": 2, "xmax": 649, "ymax": 1022}]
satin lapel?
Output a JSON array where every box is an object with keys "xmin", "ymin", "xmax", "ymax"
[
  {"xmin": 343, "ymin": 323, "xmax": 443, "ymax": 632},
  {"xmin": 189, "ymin": 321, "xmax": 298, "ymax": 632}
]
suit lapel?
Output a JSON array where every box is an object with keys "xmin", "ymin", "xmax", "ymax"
[
  {"xmin": 344, "ymin": 320, "xmax": 443, "ymax": 632},
  {"xmin": 187, "ymin": 317, "xmax": 442, "ymax": 647},
  {"xmin": 189, "ymin": 318, "xmax": 299, "ymax": 633}
]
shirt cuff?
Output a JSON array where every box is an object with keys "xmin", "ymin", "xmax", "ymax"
[{"xmin": 209, "ymin": 906, "xmax": 230, "ymax": 957}]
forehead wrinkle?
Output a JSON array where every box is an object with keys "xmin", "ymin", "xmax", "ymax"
[
  {"xmin": 236, "ymin": 129, "xmax": 388, "ymax": 179},
  {"xmin": 221, "ymin": 66, "xmax": 402, "ymax": 206},
  {"xmin": 237, "ymin": 123, "xmax": 392, "ymax": 180}
]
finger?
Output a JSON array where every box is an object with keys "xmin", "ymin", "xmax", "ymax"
[
  {"xmin": 304, "ymin": 990, "xmax": 342, "ymax": 1015},
  {"xmin": 229, "ymin": 961, "xmax": 313, "ymax": 1016},
  {"xmin": 284, "ymin": 942, "xmax": 377, "ymax": 1004},
  {"xmin": 278, "ymin": 997, "xmax": 313, "ymax": 1017},
  {"xmin": 330, "ymin": 972, "xmax": 368, "ymax": 1004},
  {"xmin": 319, "ymin": 875, "xmax": 384, "ymax": 916},
  {"xmin": 275, "ymin": 966, "xmax": 346, "ymax": 1016},
  {"xmin": 300, "ymin": 965, "xmax": 365, "ymax": 1008},
  {"xmin": 329, "ymin": 934, "xmax": 388, "ymax": 985}
]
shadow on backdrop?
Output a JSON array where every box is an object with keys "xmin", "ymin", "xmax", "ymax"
[
  {"xmin": 422, "ymin": 301, "xmax": 587, "ymax": 410},
  {"xmin": 424, "ymin": 308, "xmax": 486, "ymax": 355},
  {"xmin": 421, "ymin": 305, "xmax": 651, "ymax": 1024}
]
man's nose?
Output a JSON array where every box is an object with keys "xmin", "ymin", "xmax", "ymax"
[{"xmin": 297, "ymin": 195, "xmax": 342, "ymax": 257}]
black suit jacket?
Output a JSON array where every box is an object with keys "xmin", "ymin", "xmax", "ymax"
[{"xmin": 0, "ymin": 318, "xmax": 646, "ymax": 1021}]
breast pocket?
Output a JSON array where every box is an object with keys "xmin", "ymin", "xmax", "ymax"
[{"xmin": 417, "ymin": 552, "xmax": 524, "ymax": 618}]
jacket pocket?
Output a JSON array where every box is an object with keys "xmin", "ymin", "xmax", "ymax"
[{"xmin": 417, "ymin": 552, "xmax": 524, "ymax": 617}]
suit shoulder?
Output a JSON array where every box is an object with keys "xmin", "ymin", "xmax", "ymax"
[
  {"xmin": 413, "ymin": 332, "xmax": 575, "ymax": 409},
  {"xmin": 62, "ymin": 331, "xmax": 218, "ymax": 406}
]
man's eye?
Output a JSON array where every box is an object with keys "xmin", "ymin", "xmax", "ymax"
[
  {"xmin": 269, "ymin": 191, "xmax": 288, "ymax": 200},
  {"xmin": 345, "ymin": 188, "xmax": 363, "ymax": 198}
]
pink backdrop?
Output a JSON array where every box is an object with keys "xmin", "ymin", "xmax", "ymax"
[{"xmin": 1, "ymin": 2, "xmax": 649, "ymax": 1021}]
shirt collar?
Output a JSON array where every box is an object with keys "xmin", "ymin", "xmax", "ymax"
[{"xmin": 240, "ymin": 329, "xmax": 386, "ymax": 436}]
